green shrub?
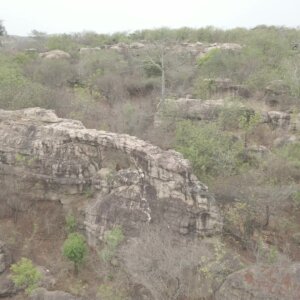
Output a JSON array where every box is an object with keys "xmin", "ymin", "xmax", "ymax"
[
  {"xmin": 63, "ymin": 233, "xmax": 87, "ymax": 274},
  {"xmin": 217, "ymin": 101, "xmax": 253, "ymax": 130},
  {"xmin": 65, "ymin": 214, "xmax": 77, "ymax": 233},
  {"xmin": 10, "ymin": 258, "xmax": 42, "ymax": 295},
  {"xmin": 100, "ymin": 226, "xmax": 124, "ymax": 263},
  {"xmin": 143, "ymin": 59, "xmax": 162, "ymax": 77},
  {"xmin": 277, "ymin": 143, "xmax": 300, "ymax": 166},
  {"xmin": 175, "ymin": 120, "xmax": 243, "ymax": 179},
  {"xmin": 97, "ymin": 284, "xmax": 127, "ymax": 300}
]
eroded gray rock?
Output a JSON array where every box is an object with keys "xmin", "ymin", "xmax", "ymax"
[
  {"xmin": 216, "ymin": 263, "xmax": 300, "ymax": 300},
  {"xmin": 0, "ymin": 241, "xmax": 11, "ymax": 274},
  {"xmin": 0, "ymin": 108, "xmax": 222, "ymax": 247},
  {"xmin": 0, "ymin": 275, "xmax": 16, "ymax": 298}
]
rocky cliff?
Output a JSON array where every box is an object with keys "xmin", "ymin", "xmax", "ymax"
[{"xmin": 0, "ymin": 108, "xmax": 222, "ymax": 246}]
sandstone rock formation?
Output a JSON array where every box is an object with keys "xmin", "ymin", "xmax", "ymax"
[
  {"xmin": 0, "ymin": 108, "xmax": 222, "ymax": 247},
  {"xmin": 39, "ymin": 50, "xmax": 71, "ymax": 59},
  {"xmin": 262, "ymin": 111, "xmax": 291, "ymax": 129},
  {"xmin": 203, "ymin": 78, "xmax": 251, "ymax": 98},
  {"xmin": 216, "ymin": 263, "xmax": 300, "ymax": 300}
]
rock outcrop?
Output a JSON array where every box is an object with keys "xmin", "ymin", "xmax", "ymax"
[
  {"xmin": 262, "ymin": 111, "xmax": 291, "ymax": 129},
  {"xmin": 39, "ymin": 50, "xmax": 71, "ymax": 59},
  {"xmin": 203, "ymin": 78, "xmax": 251, "ymax": 98},
  {"xmin": 0, "ymin": 241, "xmax": 11, "ymax": 274},
  {"xmin": 0, "ymin": 108, "xmax": 222, "ymax": 247},
  {"xmin": 216, "ymin": 263, "xmax": 300, "ymax": 300}
]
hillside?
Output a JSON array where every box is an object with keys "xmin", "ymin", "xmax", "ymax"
[{"xmin": 0, "ymin": 27, "xmax": 299, "ymax": 300}]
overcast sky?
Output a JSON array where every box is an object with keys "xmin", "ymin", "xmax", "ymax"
[{"xmin": 1, "ymin": 0, "xmax": 299, "ymax": 36}]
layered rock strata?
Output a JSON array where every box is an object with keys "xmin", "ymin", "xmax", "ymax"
[{"xmin": 0, "ymin": 108, "xmax": 222, "ymax": 246}]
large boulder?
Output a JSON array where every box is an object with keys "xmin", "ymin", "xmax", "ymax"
[
  {"xmin": 39, "ymin": 50, "xmax": 71, "ymax": 59},
  {"xmin": 262, "ymin": 111, "xmax": 291, "ymax": 129},
  {"xmin": 0, "ymin": 108, "xmax": 222, "ymax": 247},
  {"xmin": 216, "ymin": 263, "xmax": 300, "ymax": 300}
]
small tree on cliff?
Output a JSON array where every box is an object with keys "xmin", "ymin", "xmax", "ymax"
[{"xmin": 62, "ymin": 233, "xmax": 87, "ymax": 274}]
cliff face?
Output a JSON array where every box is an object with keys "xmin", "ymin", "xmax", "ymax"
[{"xmin": 0, "ymin": 108, "xmax": 222, "ymax": 246}]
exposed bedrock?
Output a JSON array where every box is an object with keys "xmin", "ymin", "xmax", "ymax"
[{"xmin": 0, "ymin": 108, "xmax": 222, "ymax": 246}]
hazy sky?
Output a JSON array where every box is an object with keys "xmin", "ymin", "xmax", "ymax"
[{"xmin": 1, "ymin": 0, "xmax": 299, "ymax": 36}]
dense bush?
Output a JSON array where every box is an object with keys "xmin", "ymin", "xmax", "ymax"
[
  {"xmin": 10, "ymin": 258, "xmax": 42, "ymax": 295},
  {"xmin": 175, "ymin": 120, "xmax": 243, "ymax": 179},
  {"xmin": 63, "ymin": 233, "xmax": 87, "ymax": 274}
]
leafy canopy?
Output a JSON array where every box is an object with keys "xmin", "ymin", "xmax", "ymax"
[
  {"xmin": 10, "ymin": 257, "xmax": 42, "ymax": 295},
  {"xmin": 62, "ymin": 233, "xmax": 87, "ymax": 270}
]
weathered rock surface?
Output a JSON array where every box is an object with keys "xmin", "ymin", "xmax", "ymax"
[
  {"xmin": 203, "ymin": 78, "xmax": 251, "ymax": 98},
  {"xmin": 39, "ymin": 50, "xmax": 71, "ymax": 59},
  {"xmin": 0, "ymin": 241, "xmax": 11, "ymax": 274},
  {"xmin": 262, "ymin": 111, "xmax": 291, "ymax": 129},
  {"xmin": 79, "ymin": 47, "xmax": 101, "ymax": 55},
  {"xmin": 0, "ymin": 108, "xmax": 222, "ymax": 247},
  {"xmin": 31, "ymin": 288, "xmax": 79, "ymax": 300},
  {"xmin": 216, "ymin": 263, "xmax": 300, "ymax": 300},
  {"xmin": 0, "ymin": 274, "xmax": 16, "ymax": 298},
  {"xmin": 154, "ymin": 98, "xmax": 225, "ymax": 126}
]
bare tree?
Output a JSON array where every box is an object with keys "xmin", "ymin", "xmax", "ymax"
[{"xmin": 120, "ymin": 224, "xmax": 213, "ymax": 300}]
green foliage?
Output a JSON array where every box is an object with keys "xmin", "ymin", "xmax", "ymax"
[
  {"xmin": 143, "ymin": 59, "xmax": 162, "ymax": 77},
  {"xmin": 256, "ymin": 238, "xmax": 279, "ymax": 264},
  {"xmin": 277, "ymin": 143, "xmax": 300, "ymax": 166},
  {"xmin": 31, "ymin": 59, "xmax": 75, "ymax": 88},
  {"xmin": 10, "ymin": 258, "xmax": 42, "ymax": 295},
  {"xmin": 217, "ymin": 101, "xmax": 252, "ymax": 130},
  {"xmin": 194, "ymin": 27, "xmax": 300, "ymax": 99},
  {"xmin": 100, "ymin": 226, "xmax": 124, "ymax": 263},
  {"xmin": 97, "ymin": 284, "xmax": 127, "ymax": 300},
  {"xmin": 63, "ymin": 233, "xmax": 87, "ymax": 272},
  {"xmin": 65, "ymin": 214, "xmax": 77, "ymax": 233},
  {"xmin": 46, "ymin": 34, "xmax": 78, "ymax": 54},
  {"xmin": 175, "ymin": 121, "xmax": 243, "ymax": 179},
  {"xmin": 0, "ymin": 53, "xmax": 53, "ymax": 109},
  {"xmin": 197, "ymin": 49, "xmax": 221, "ymax": 67},
  {"xmin": 239, "ymin": 111, "xmax": 261, "ymax": 148}
]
